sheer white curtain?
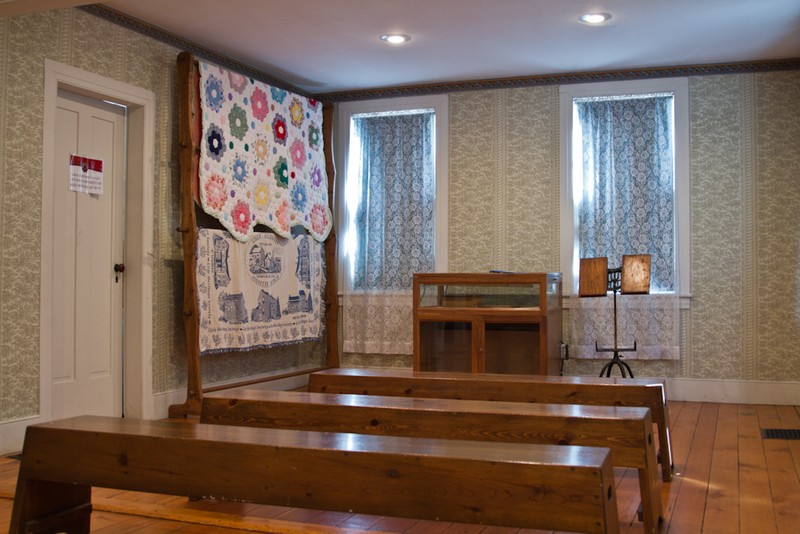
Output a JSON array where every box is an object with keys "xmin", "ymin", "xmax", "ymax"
[
  {"xmin": 342, "ymin": 110, "xmax": 436, "ymax": 355},
  {"xmin": 568, "ymin": 294, "xmax": 680, "ymax": 360}
]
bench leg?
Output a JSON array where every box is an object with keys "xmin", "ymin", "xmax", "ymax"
[
  {"xmin": 9, "ymin": 478, "xmax": 91, "ymax": 534},
  {"xmin": 657, "ymin": 422, "xmax": 674, "ymax": 482},
  {"xmin": 637, "ymin": 467, "xmax": 664, "ymax": 534}
]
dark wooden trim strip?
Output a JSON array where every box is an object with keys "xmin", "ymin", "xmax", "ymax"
[{"xmin": 320, "ymin": 58, "xmax": 800, "ymax": 101}]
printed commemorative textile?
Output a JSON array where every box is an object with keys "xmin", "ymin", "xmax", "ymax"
[
  {"xmin": 196, "ymin": 228, "xmax": 324, "ymax": 354},
  {"xmin": 567, "ymin": 294, "xmax": 680, "ymax": 360},
  {"xmin": 198, "ymin": 60, "xmax": 332, "ymax": 242}
]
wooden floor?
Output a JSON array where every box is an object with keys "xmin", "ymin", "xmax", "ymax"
[{"xmin": 1, "ymin": 401, "xmax": 799, "ymax": 533}]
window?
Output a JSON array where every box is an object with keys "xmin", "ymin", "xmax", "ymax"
[
  {"xmin": 560, "ymin": 79, "xmax": 690, "ymax": 297},
  {"xmin": 336, "ymin": 95, "xmax": 448, "ymax": 354},
  {"xmin": 344, "ymin": 109, "xmax": 435, "ymax": 289}
]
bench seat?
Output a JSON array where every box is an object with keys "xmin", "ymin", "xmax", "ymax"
[
  {"xmin": 10, "ymin": 416, "xmax": 620, "ymax": 534},
  {"xmin": 202, "ymin": 389, "xmax": 661, "ymax": 533},
  {"xmin": 309, "ymin": 368, "xmax": 673, "ymax": 481}
]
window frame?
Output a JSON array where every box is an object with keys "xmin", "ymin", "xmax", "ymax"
[
  {"xmin": 335, "ymin": 95, "xmax": 449, "ymax": 294},
  {"xmin": 559, "ymin": 78, "xmax": 690, "ymax": 300}
]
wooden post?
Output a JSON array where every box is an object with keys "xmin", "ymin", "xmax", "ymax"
[
  {"xmin": 322, "ymin": 102, "xmax": 339, "ymax": 368},
  {"xmin": 169, "ymin": 51, "xmax": 203, "ymax": 418}
]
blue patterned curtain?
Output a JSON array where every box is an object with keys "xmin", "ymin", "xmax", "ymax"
[
  {"xmin": 345, "ymin": 110, "xmax": 436, "ymax": 291},
  {"xmin": 575, "ymin": 95, "xmax": 675, "ymax": 292},
  {"xmin": 342, "ymin": 110, "xmax": 436, "ymax": 355}
]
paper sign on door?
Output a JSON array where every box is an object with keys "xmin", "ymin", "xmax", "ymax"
[{"xmin": 68, "ymin": 154, "xmax": 103, "ymax": 195}]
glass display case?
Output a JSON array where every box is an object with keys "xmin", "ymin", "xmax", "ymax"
[{"xmin": 413, "ymin": 272, "xmax": 562, "ymax": 375}]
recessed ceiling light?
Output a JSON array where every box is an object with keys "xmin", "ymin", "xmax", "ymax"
[
  {"xmin": 380, "ymin": 34, "xmax": 411, "ymax": 45},
  {"xmin": 579, "ymin": 12, "xmax": 612, "ymax": 25}
]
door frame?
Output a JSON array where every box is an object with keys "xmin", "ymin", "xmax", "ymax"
[{"xmin": 40, "ymin": 58, "xmax": 155, "ymax": 421}]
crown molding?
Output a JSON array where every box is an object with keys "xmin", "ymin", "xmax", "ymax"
[{"xmin": 320, "ymin": 58, "xmax": 800, "ymax": 101}]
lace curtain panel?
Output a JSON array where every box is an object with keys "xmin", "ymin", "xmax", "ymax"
[
  {"xmin": 572, "ymin": 95, "xmax": 679, "ymax": 360},
  {"xmin": 575, "ymin": 95, "xmax": 675, "ymax": 291},
  {"xmin": 342, "ymin": 292, "xmax": 414, "ymax": 354},
  {"xmin": 342, "ymin": 111, "xmax": 436, "ymax": 355},
  {"xmin": 568, "ymin": 294, "xmax": 680, "ymax": 360}
]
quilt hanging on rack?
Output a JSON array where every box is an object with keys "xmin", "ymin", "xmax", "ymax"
[
  {"xmin": 198, "ymin": 60, "xmax": 332, "ymax": 242},
  {"xmin": 195, "ymin": 228, "xmax": 324, "ymax": 354}
]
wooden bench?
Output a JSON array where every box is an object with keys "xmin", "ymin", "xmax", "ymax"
[
  {"xmin": 308, "ymin": 368, "xmax": 674, "ymax": 481},
  {"xmin": 10, "ymin": 416, "xmax": 620, "ymax": 534},
  {"xmin": 202, "ymin": 389, "xmax": 662, "ymax": 533}
]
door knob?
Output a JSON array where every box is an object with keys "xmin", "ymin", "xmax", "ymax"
[{"xmin": 114, "ymin": 263, "xmax": 125, "ymax": 283}]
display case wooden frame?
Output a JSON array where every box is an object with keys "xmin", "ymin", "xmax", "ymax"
[{"xmin": 413, "ymin": 272, "xmax": 562, "ymax": 375}]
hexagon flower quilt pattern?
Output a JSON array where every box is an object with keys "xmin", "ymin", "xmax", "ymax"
[{"xmin": 198, "ymin": 60, "xmax": 332, "ymax": 242}]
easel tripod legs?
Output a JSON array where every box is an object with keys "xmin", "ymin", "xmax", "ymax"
[{"xmin": 599, "ymin": 352, "xmax": 634, "ymax": 378}]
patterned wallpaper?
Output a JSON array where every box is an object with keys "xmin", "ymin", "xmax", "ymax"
[
  {"xmin": 448, "ymin": 88, "xmax": 560, "ymax": 272},
  {"xmin": 754, "ymin": 72, "xmax": 800, "ymax": 380},
  {"xmin": 347, "ymin": 72, "xmax": 800, "ymax": 377},
  {"xmin": 685, "ymin": 75, "xmax": 747, "ymax": 379},
  {"xmin": 1, "ymin": 8, "xmax": 798, "ymax": 422},
  {"xmin": 444, "ymin": 72, "xmax": 800, "ymax": 381},
  {"xmin": 0, "ymin": 13, "xmax": 45, "ymax": 421},
  {"xmin": 0, "ymin": 8, "xmax": 324, "ymax": 422}
]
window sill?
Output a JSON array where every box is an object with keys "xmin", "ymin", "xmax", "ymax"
[{"xmin": 561, "ymin": 293, "xmax": 692, "ymax": 309}]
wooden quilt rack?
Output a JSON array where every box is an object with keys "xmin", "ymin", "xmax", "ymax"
[{"xmin": 168, "ymin": 52, "xmax": 339, "ymax": 418}]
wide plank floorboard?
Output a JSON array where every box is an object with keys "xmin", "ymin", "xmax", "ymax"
[
  {"xmin": 757, "ymin": 405, "xmax": 800, "ymax": 533},
  {"xmin": 702, "ymin": 403, "xmax": 740, "ymax": 534}
]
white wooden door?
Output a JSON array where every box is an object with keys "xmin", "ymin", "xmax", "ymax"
[{"xmin": 50, "ymin": 89, "xmax": 125, "ymax": 419}]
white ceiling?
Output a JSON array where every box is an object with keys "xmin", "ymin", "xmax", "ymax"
[{"xmin": 6, "ymin": 0, "xmax": 800, "ymax": 95}]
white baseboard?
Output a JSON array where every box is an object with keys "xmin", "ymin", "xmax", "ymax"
[
  {"xmin": 151, "ymin": 388, "xmax": 191, "ymax": 420},
  {"xmin": 664, "ymin": 377, "xmax": 800, "ymax": 405},
  {"xmin": 204, "ymin": 374, "xmax": 309, "ymax": 397},
  {"xmin": 0, "ymin": 415, "xmax": 44, "ymax": 456},
  {"xmin": 0, "ymin": 375, "xmax": 312, "ymax": 435}
]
